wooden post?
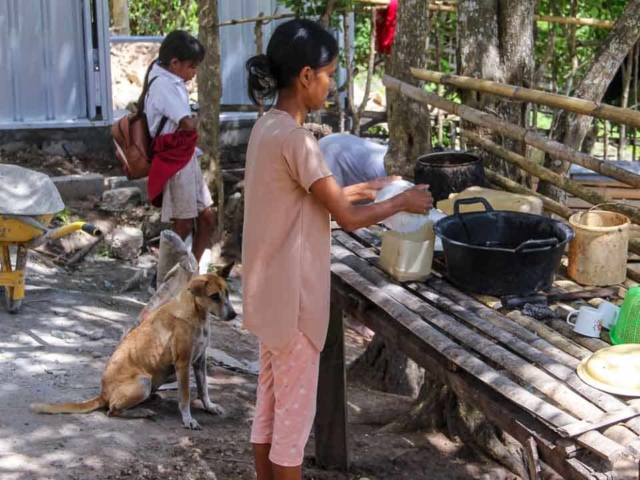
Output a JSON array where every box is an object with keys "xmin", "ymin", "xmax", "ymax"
[
  {"xmin": 604, "ymin": 120, "xmax": 609, "ymax": 160},
  {"xmin": 314, "ymin": 297, "xmax": 349, "ymax": 470},
  {"xmin": 525, "ymin": 437, "xmax": 543, "ymax": 480},
  {"xmin": 634, "ymin": 43, "xmax": 639, "ymax": 161},
  {"xmin": 353, "ymin": 7, "xmax": 377, "ymax": 136},
  {"xmin": 343, "ymin": 11, "xmax": 354, "ymax": 132},
  {"xmin": 619, "ymin": 53, "xmax": 633, "ymax": 159},
  {"xmin": 254, "ymin": 14, "xmax": 265, "ymax": 118}
]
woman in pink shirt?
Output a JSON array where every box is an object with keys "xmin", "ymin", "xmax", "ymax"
[{"xmin": 243, "ymin": 19, "xmax": 433, "ymax": 480}]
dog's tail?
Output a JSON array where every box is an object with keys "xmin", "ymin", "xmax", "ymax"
[{"xmin": 30, "ymin": 395, "xmax": 106, "ymax": 414}]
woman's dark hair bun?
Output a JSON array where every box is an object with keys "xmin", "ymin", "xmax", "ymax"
[
  {"xmin": 246, "ymin": 54, "xmax": 278, "ymax": 105},
  {"xmin": 245, "ymin": 19, "xmax": 339, "ymax": 106}
]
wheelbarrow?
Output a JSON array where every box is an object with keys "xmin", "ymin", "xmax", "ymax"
[{"xmin": 0, "ymin": 164, "xmax": 102, "ymax": 313}]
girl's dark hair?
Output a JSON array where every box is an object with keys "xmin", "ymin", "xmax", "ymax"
[
  {"xmin": 136, "ymin": 30, "xmax": 206, "ymax": 114},
  {"xmin": 245, "ymin": 19, "xmax": 338, "ymax": 105}
]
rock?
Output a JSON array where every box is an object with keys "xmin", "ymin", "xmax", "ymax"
[
  {"xmin": 42, "ymin": 140, "xmax": 87, "ymax": 156},
  {"xmin": 51, "ymin": 330, "xmax": 67, "ymax": 340},
  {"xmin": 107, "ymin": 226, "xmax": 144, "ymax": 260},
  {"xmin": 142, "ymin": 211, "xmax": 172, "ymax": 242},
  {"xmin": 207, "ymin": 348, "xmax": 246, "ymax": 370},
  {"xmin": 89, "ymin": 330, "xmax": 106, "ymax": 341},
  {"xmin": 101, "ymin": 187, "xmax": 142, "ymax": 211},
  {"xmin": 50, "ymin": 230, "xmax": 96, "ymax": 255}
]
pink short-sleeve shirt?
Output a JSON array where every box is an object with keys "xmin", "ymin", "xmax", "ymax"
[{"xmin": 242, "ymin": 108, "xmax": 333, "ymax": 354}]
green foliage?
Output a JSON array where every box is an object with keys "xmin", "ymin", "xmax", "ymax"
[
  {"xmin": 126, "ymin": 0, "xmax": 199, "ymax": 36},
  {"xmin": 534, "ymin": 0, "xmax": 627, "ymax": 95},
  {"xmin": 54, "ymin": 207, "xmax": 71, "ymax": 224}
]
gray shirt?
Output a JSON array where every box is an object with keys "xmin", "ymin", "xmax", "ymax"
[{"xmin": 319, "ymin": 133, "xmax": 387, "ymax": 187}]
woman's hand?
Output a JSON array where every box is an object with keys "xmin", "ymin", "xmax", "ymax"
[
  {"xmin": 400, "ymin": 185, "xmax": 434, "ymax": 214},
  {"xmin": 178, "ymin": 115, "xmax": 199, "ymax": 131}
]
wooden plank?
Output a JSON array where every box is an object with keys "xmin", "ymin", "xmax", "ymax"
[
  {"xmin": 427, "ymin": 277, "xmax": 593, "ymax": 361},
  {"xmin": 314, "ymin": 299, "xmax": 349, "ymax": 470},
  {"xmin": 332, "ymin": 237, "xmax": 607, "ymax": 424},
  {"xmin": 338, "ymin": 232, "xmax": 640, "ymax": 445},
  {"xmin": 345, "ymin": 230, "xmax": 640, "ymax": 449},
  {"xmin": 330, "ymin": 255, "xmax": 630, "ymax": 464},
  {"xmin": 560, "ymin": 403, "xmax": 640, "ymax": 438},
  {"xmin": 525, "ymin": 437, "xmax": 544, "ymax": 480},
  {"xmin": 330, "ymin": 268, "xmax": 609, "ymax": 480}
]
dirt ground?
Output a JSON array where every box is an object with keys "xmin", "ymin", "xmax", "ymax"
[{"xmin": 0, "ymin": 234, "xmax": 519, "ymax": 480}]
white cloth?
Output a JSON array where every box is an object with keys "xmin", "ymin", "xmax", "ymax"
[
  {"xmin": 0, "ymin": 164, "xmax": 64, "ymax": 216},
  {"xmin": 318, "ymin": 133, "xmax": 387, "ymax": 187},
  {"xmin": 145, "ymin": 63, "xmax": 211, "ymax": 221},
  {"xmin": 145, "ymin": 63, "xmax": 192, "ymax": 137}
]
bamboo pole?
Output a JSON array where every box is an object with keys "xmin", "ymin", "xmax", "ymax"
[
  {"xmin": 485, "ymin": 168, "xmax": 640, "ymax": 257},
  {"xmin": 619, "ymin": 54, "xmax": 634, "ymax": 159},
  {"xmin": 535, "ymin": 14, "xmax": 613, "ymax": 29},
  {"xmin": 383, "ymin": 74, "xmax": 640, "ymax": 189},
  {"xmin": 462, "ymin": 131, "xmax": 640, "ymax": 224},
  {"xmin": 217, "ymin": 12, "xmax": 296, "ymax": 27},
  {"xmin": 354, "ymin": 0, "xmax": 614, "ymax": 28},
  {"xmin": 411, "ymin": 69, "xmax": 640, "ymax": 130},
  {"xmin": 483, "ymin": 169, "xmax": 574, "ymax": 219}
]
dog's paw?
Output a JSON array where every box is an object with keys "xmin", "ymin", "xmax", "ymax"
[
  {"xmin": 183, "ymin": 417, "xmax": 202, "ymax": 430},
  {"xmin": 204, "ymin": 402, "xmax": 225, "ymax": 416}
]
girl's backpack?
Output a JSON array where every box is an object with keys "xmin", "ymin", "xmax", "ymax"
[{"xmin": 110, "ymin": 77, "xmax": 167, "ymax": 180}]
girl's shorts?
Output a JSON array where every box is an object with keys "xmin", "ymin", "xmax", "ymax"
[
  {"xmin": 161, "ymin": 155, "xmax": 213, "ymax": 222},
  {"xmin": 250, "ymin": 330, "xmax": 320, "ymax": 467}
]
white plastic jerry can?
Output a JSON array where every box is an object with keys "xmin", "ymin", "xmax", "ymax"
[{"xmin": 379, "ymin": 220, "xmax": 435, "ymax": 282}]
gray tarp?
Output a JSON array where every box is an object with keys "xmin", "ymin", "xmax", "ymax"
[{"xmin": 0, "ymin": 164, "xmax": 64, "ymax": 216}]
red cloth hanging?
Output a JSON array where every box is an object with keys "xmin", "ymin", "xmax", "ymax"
[
  {"xmin": 375, "ymin": 0, "xmax": 398, "ymax": 55},
  {"xmin": 147, "ymin": 130, "xmax": 198, "ymax": 207}
]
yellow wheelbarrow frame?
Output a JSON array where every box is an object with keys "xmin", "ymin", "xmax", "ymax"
[{"xmin": 0, "ymin": 214, "xmax": 102, "ymax": 313}]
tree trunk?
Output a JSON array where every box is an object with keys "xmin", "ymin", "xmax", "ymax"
[
  {"xmin": 457, "ymin": 0, "xmax": 534, "ymax": 184},
  {"xmin": 384, "ymin": 0, "xmax": 431, "ymax": 180},
  {"xmin": 111, "ymin": 0, "xmax": 130, "ymax": 35},
  {"xmin": 538, "ymin": 0, "xmax": 640, "ymax": 202},
  {"xmin": 197, "ymin": 0, "xmax": 224, "ymax": 241},
  {"xmin": 347, "ymin": 334, "xmax": 424, "ymax": 397},
  {"xmin": 496, "ymin": 0, "xmax": 535, "ymax": 186},
  {"xmin": 319, "ymin": 0, "xmax": 338, "ymax": 30}
]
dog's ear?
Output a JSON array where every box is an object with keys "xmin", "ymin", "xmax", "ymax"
[
  {"xmin": 219, "ymin": 262, "xmax": 234, "ymax": 279},
  {"xmin": 188, "ymin": 276, "xmax": 208, "ymax": 297}
]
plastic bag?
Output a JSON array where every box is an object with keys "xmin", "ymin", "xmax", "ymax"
[{"xmin": 375, "ymin": 180, "xmax": 431, "ymax": 233}]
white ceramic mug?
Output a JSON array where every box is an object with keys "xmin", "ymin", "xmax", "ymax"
[
  {"xmin": 567, "ymin": 306, "xmax": 603, "ymax": 338},
  {"xmin": 597, "ymin": 301, "xmax": 620, "ymax": 330}
]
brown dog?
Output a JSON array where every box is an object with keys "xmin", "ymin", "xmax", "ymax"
[{"xmin": 31, "ymin": 265, "xmax": 237, "ymax": 429}]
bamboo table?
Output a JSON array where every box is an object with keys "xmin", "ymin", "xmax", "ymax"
[{"xmin": 314, "ymin": 226, "xmax": 640, "ymax": 479}]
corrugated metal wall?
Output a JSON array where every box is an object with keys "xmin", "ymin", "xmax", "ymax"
[
  {"xmin": 219, "ymin": 0, "xmax": 287, "ymax": 105},
  {"xmin": 0, "ymin": 0, "xmax": 112, "ymax": 128}
]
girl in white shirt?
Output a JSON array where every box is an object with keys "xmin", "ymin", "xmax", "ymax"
[{"xmin": 140, "ymin": 30, "xmax": 214, "ymax": 266}]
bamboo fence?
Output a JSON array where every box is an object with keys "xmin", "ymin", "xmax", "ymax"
[
  {"xmin": 354, "ymin": 0, "xmax": 615, "ymax": 29},
  {"xmin": 383, "ymin": 75, "xmax": 640, "ymax": 188},
  {"xmin": 411, "ymin": 69, "xmax": 640, "ymax": 130}
]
